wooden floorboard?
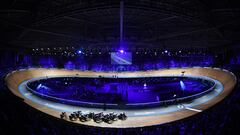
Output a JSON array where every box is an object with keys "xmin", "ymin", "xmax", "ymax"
[{"xmin": 5, "ymin": 67, "xmax": 237, "ymax": 128}]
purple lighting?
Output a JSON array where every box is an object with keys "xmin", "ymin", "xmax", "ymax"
[{"xmin": 119, "ymin": 50, "xmax": 124, "ymax": 53}]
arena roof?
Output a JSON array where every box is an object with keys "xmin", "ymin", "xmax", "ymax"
[{"xmin": 0, "ymin": 0, "xmax": 240, "ymax": 49}]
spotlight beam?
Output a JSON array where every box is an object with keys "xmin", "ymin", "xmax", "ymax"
[{"xmin": 119, "ymin": 0, "xmax": 124, "ymax": 47}]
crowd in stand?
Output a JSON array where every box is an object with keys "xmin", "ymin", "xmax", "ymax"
[{"xmin": 17, "ymin": 52, "xmax": 216, "ymax": 72}]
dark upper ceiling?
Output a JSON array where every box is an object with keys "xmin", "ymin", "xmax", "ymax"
[{"xmin": 0, "ymin": 0, "xmax": 240, "ymax": 49}]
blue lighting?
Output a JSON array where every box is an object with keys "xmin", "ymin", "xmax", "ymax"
[
  {"xmin": 165, "ymin": 50, "xmax": 168, "ymax": 53},
  {"xmin": 77, "ymin": 50, "xmax": 82, "ymax": 54},
  {"xmin": 37, "ymin": 84, "xmax": 42, "ymax": 90},
  {"xmin": 180, "ymin": 80, "xmax": 186, "ymax": 91},
  {"xmin": 27, "ymin": 76, "xmax": 214, "ymax": 106},
  {"xmin": 36, "ymin": 84, "xmax": 49, "ymax": 91}
]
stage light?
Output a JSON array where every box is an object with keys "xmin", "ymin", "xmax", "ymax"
[
  {"xmin": 119, "ymin": 49, "xmax": 124, "ymax": 53},
  {"xmin": 180, "ymin": 80, "xmax": 186, "ymax": 90},
  {"xmin": 165, "ymin": 50, "xmax": 168, "ymax": 53},
  {"xmin": 37, "ymin": 84, "xmax": 42, "ymax": 90},
  {"xmin": 77, "ymin": 50, "xmax": 82, "ymax": 54},
  {"xmin": 177, "ymin": 105, "xmax": 184, "ymax": 109}
]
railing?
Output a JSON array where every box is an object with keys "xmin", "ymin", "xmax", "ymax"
[{"xmin": 25, "ymin": 77, "xmax": 216, "ymax": 109}]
